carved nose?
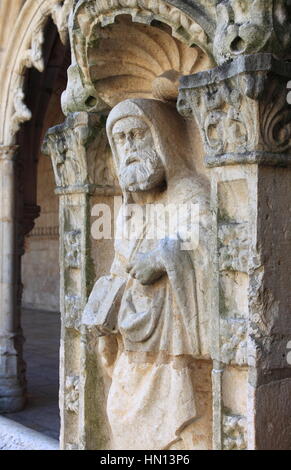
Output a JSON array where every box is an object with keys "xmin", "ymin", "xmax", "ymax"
[{"xmin": 124, "ymin": 135, "xmax": 135, "ymax": 153}]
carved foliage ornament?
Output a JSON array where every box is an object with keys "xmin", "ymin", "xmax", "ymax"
[
  {"xmin": 65, "ymin": 375, "xmax": 79, "ymax": 413},
  {"xmin": 223, "ymin": 414, "xmax": 247, "ymax": 450},
  {"xmin": 64, "ymin": 294, "xmax": 82, "ymax": 330},
  {"xmin": 64, "ymin": 230, "xmax": 82, "ymax": 268},
  {"xmin": 178, "ymin": 53, "xmax": 291, "ymax": 167},
  {"xmin": 42, "ymin": 112, "xmax": 102, "ymax": 190}
]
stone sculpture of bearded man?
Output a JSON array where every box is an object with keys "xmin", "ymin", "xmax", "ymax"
[{"xmin": 83, "ymin": 99, "xmax": 210, "ymax": 450}]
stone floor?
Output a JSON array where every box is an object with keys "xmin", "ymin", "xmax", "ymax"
[{"xmin": 4, "ymin": 308, "xmax": 60, "ymax": 441}]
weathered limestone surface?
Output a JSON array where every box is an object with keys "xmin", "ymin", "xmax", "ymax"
[
  {"xmin": 0, "ymin": 0, "xmax": 72, "ymax": 416},
  {"xmin": 22, "ymin": 153, "xmax": 60, "ymax": 312},
  {"xmin": 82, "ymin": 98, "xmax": 212, "ymax": 449},
  {"xmin": 0, "ymin": 0, "xmax": 290, "ymax": 451},
  {"xmin": 44, "ymin": 0, "xmax": 291, "ymax": 451},
  {"xmin": 178, "ymin": 52, "xmax": 291, "ymax": 450},
  {"xmin": 43, "ymin": 112, "xmax": 113, "ymax": 450},
  {"xmin": 0, "ymin": 145, "xmax": 26, "ymax": 413}
]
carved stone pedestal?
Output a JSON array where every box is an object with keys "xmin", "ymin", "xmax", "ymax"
[{"xmin": 178, "ymin": 53, "xmax": 291, "ymax": 450}]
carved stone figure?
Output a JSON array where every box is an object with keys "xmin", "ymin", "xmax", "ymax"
[{"xmin": 83, "ymin": 99, "xmax": 210, "ymax": 450}]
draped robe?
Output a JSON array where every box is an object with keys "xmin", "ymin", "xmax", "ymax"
[{"xmin": 83, "ymin": 99, "xmax": 210, "ymax": 450}]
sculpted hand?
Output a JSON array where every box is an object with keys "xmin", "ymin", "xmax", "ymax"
[{"xmin": 126, "ymin": 251, "xmax": 165, "ymax": 285}]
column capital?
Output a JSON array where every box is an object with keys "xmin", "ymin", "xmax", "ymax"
[
  {"xmin": 178, "ymin": 53, "xmax": 291, "ymax": 168},
  {"xmin": 42, "ymin": 112, "xmax": 103, "ymax": 194},
  {"xmin": 0, "ymin": 145, "xmax": 19, "ymax": 161}
]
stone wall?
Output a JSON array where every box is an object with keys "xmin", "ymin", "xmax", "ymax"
[{"xmin": 21, "ymin": 149, "xmax": 59, "ymax": 312}]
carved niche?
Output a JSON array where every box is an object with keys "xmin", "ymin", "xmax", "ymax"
[
  {"xmin": 82, "ymin": 97, "xmax": 212, "ymax": 450},
  {"xmin": 62, "ymin": 8, "xmax": 212, "ymax": 114}
]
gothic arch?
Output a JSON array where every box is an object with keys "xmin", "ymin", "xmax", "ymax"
[{"xmin": 0, "ymin": 0, "xmax": 72, "ymax": 146}]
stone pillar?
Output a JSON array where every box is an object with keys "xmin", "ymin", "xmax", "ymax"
[
  {"xmin": 0, "ymin": 145, "xmax": 26, "ymax": 412},
  {"xmin": 43, "ymin": 112, "xmax": 109, "ymax": 450},
  {"xmin": 178, "ymin": 53, "xmax": 291, "ymax": 450}
]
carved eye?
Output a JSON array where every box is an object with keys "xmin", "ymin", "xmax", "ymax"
[
  {"xmin": 114, "ymin": 133, "xmax": 126, "ymax": 144},
  {"xmin": 132, "ymin": 129, "xmax": 146, "ymax": 140}
]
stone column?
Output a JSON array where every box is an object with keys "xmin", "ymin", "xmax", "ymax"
[
  {"xmin": 43, "ymin": 112, "xmax": 109, "ymax": 450},
  {"xmin": 0, "ymin": 145, "xmax": 26, "ymax": 412},
  {"xmin": 178, "ymin": 53, "xmax": 291, "ymax": 450}
]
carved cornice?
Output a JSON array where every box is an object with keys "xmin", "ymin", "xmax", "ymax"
[{"xmin": 178, "ymin": 53, "xmax": 291, "ymax": 167}]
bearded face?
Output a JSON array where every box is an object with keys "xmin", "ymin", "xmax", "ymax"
[{"xmin": 112, "ymin": 117, "xmax": 166, "ymax": 192}]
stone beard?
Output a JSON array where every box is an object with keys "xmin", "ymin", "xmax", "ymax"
[
  {"xmin": 112, "ymin": 116, "xmax": 166, "ymax": 193},
  {"xmin": 83, "ymin": 99, "xmax": 210, "ymax": 450}
]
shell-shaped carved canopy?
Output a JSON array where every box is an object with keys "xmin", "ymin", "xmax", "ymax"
[{"xmin": 84, "ymin": 16, "xmax": 211, "ymax": 107}]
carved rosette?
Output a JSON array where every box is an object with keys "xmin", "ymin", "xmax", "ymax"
[
  {"xmin": 178, "ymin": 53, "xmax": 291, "ymax": 168},
  {"xmin": 222, "ymin": 414, "xmax": 247, "ymax": 450}
]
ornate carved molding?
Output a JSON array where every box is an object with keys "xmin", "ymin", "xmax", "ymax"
[
  {"xmin": 64, "ymin": 230, "xmax": 82, "ymax": 268},
  {"xmin": 65, "ymin": 375, "xmax": 80, "ymax": 413},
  {"xmin": 220, "ymin": 319, "xmax": 247, "ymax": 366},
  {"xmin": 42, "ymin": 112, "xmax": 101, "ymax": 192},
  {"xmin": 17, "ymin": 29, "xmax": 45, "ymax": 74},
  {"xmin": 28, "ymin": 226, "xmax": 59, "ymax": 239},
  {"xmin": 43, "ymin": 112, "xmax": 118, "ymax": 194},
  {"xmin": 178, "ymin": 53, "xmax": 291, "ymax": 167},
  {"xmin": 61, "ymin": 0, "xmax": 213, "ymax": 114},
  {"xmin": 10, "ymin": 90, "xmax": 32, "ymax": 143},
  {"xmin": 73, "ymin": 0, "xmax": 209, "ymax": 49}
]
